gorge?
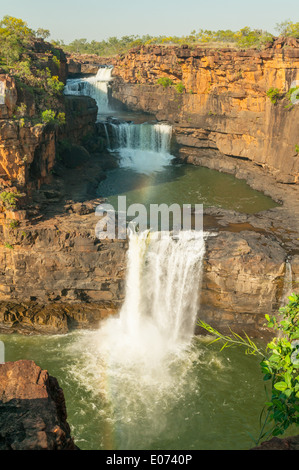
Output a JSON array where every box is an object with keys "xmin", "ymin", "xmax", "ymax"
[{"xmin": 0, "ymin": 31, "xmax": 298, "ymax": 450}]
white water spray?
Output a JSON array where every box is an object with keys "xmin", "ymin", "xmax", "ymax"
[
  {"xmin": 97, "ymin": 228, "xmax": 206, "ymax": 365},
  {"xmin": 64, "ymin": 66, "xmax": 113, "ymax": 117}
]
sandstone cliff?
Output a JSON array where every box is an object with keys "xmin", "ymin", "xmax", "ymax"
[
  {"xmin": 110, "ymin": 41, "xmax": 299, "ymax": 184},
  {"xmin": 0, "ymin": 41, "xmax": 298, "ymax": 337},
  {"xmin": 0, "ymin": 360, "xmax": 78, "ymax": 450}
]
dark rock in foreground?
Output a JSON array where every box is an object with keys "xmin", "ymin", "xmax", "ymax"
[
  {"xmin": 251, "ymin": 435, "xmax": 299, "ymax": 450},
  {"xmin": 0, "ymin": 360, "xmax": 78, "ymax": 450}
]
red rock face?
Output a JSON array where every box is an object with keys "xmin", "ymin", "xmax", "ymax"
[{"xmin": 0, "ymin": 360, "xmax": 78, "ymax": 450}]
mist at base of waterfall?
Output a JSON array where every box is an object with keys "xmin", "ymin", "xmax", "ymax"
[{"xmin": 1, "ymin": 331, "xmax": 270, "ymax": 450}]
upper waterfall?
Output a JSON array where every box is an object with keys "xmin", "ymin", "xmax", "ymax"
[{"xmin": 64, "ymin": 66, "xmax": 113, "ymax": 118}]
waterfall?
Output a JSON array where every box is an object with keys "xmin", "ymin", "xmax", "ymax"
[
  {"xmin": 64, "ymin": 66, "xmax": 113, "ymax": 118},
  {"xmin": 103, "ymin": 123, "xmax": 111, "ymax": 150},
  {"xmin": 106, "ymin": 121, "xmax": 174, "ymax": 173},
  {"xmin": 66, "ymin": 228, "xmax": 207, "ymax": 448},
  {"xmin": 97, "ymin": 228, "xmax": 206, "ymax": 364},
  {"xmin": 108, "ymin": 122, "xmax": 172, "ymax": 153},
  {"xmin": 281, "ymin": 260, "xmax": 293, "ymax": 306}
]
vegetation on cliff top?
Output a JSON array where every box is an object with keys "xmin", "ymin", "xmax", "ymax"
[
  {"xmin": 0, "ymin": 16, "xmax": 65, "ymax": 123},
  {"xmin": 56, "ymin": 21, "xmax": 299, "ymax": 56}
]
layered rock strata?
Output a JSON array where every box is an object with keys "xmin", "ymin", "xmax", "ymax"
[{"xmin": 110, "ymin": 42, "xmax": 299, "ymax": 184}]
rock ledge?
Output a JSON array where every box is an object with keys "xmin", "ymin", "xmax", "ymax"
[{"xmin": 0, "ymin": 360, "xmax": 78, "ymax": 450}]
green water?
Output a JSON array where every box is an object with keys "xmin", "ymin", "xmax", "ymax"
[
  {"xmin": 97, "ymin": 163, "xmax": 277, "ymax": 215},
  {"xmin": 0, "ymin": 331, "xmax": 270, "ymax": 450}
]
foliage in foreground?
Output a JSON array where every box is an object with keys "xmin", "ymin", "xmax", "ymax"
[{"xmin": 198, "ymin": 293, "xmax": 299, "ymax": 445}]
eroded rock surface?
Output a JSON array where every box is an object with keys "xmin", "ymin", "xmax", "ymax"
[
  {"xmin": 0, "ymin": 360, "xmax": 78, "ymax": 450},
  {"xmin": 110, "ymin": 43, "xmax": 299, "ymax": 184}
]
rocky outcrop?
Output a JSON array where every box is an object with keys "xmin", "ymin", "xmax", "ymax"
[
  {"xmin": 200, "ymin": 231, "xmax": 287, "ymax": 337},
  {"xmin": 251, "ymin": 435, "xmax": 299, "ymax": 450},
  {"xmin": 0, "ymin": 115, "xmax": 56, "ymax": 192},
  {"xmin": 0, "ymin": 158, "xmax": 126, "ymax": 334},
  {"xmin": 0, "ymin": 360, "xmax": 78, "ymax": 450},
  {"xmin": 110, "ymin": 43, "xmax": 299, "ymax": 184},
  {"xmin": 67, "ymin": 53, "xmax": 118, "ymax": 76}
]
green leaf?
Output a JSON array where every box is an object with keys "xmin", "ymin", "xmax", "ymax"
[
  {"xmin": 263, "ymin": 373, "xmax": 272, "ymax": 381},
  {"xmin": 274, "ymin": 381, "xmax": 288, "ymax": 391}
]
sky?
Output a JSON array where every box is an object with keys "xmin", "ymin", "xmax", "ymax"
[{"xmin": 0, "ymin": 0, "xmax": 297, "ymax": 43}]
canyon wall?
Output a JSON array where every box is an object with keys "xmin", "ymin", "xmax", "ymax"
[
  {"xmin": 111, "ymin": 41, "xmax": 299, "ymax": 183},
  {"xmin": 0, "ymin": 212, "xmax": 126, "ymax": 334},
  {"xmin": 0, "ymin": 211, "xmax": 298, "ymax": 336},
  {"xmin": 0, "ymin": 41, "xmax": 298, "ymax": 337}
]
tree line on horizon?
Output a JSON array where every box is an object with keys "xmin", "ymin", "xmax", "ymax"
[
  {"xmin": 0, "ymin": 15, "xmax": 299, "ymax": 60},
  {"xmin": 55, "ymin": 20, "xmax": 299, "ymax": 56}
]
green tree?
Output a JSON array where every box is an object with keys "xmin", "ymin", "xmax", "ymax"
[
  {"xmin": 0, "ymin": 15, "xmax": 33, "ymax": 38},
  {"xmin": 35, "ymin": 28, "xmax": 50, "ymax": 39},
  {"xmin": 275, "ymin": 20, "xmax": 299, "ymax": 38}
]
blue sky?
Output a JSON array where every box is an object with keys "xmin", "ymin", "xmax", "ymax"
[{"xmin": 0, "ymin": 0, "xmax": 296, "ymax": 43}]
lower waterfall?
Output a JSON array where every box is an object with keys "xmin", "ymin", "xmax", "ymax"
[{"xmin": 97, "ymin": 228, "xmax": 206, "ymax": 364}]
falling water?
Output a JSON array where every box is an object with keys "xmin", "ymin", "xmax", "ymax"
[
  {"xmin": 281, "ymin": 260, "xmax": 293, "ymax": 306},
  {"xmin": 64, "ymin": 66, "xmax": 113, "ymax": 117},
  {"xmin": 98, "ymin": 228, "xmax": 206, "ymax": 363},
  {"xmin": 106, "ymin": 121, "xmax": 174, "ymax": 173}
]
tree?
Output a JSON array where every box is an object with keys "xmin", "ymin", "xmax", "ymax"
[
  {"xmin": 36, "ymin": 28, "xmax": 50, "ymax": 39},
  {"xmin": 275, "ymin": 20, "xmax": 299, "ymax": 38},
  {"xmin": 0, "ymin": 15, "xmax": 33, "ymax": 38}
]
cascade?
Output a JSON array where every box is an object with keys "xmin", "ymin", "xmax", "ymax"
[
  {"xmin": 64, "ymin": 66, "xmax": 113, "ymax": 117},
  {"xmin": 106, "ymin": 121, "xmax": 174, "ymax": 173},
  {"xmin": 96, "ymin": 228, "xmax": 206, "ymax": 365},
  {"xmin": 281, "ymin": 259, "xmax": 293, "ymax": 306}
]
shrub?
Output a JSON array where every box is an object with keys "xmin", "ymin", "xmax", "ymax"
[
  {"xmin": 46, "ymin": 74, "xmax": 64, "ymax": 95},
  {"xmin": 4, "ymin": 242, "xmax": 14, "ymax": 250},
  {"xmin": 0, "ymin": 191, "xmax": 22, "ymax": 209},
  {"xmin": 56, "ymin": 112, "xmax": 66, "ymax": 125},
  {"xmin": 260, "ymin": 294, "xmax": 299, "ymax": 438},
  {"xmin": 157, "ymin": 77, "xmax": 173, "ymax": 87},
  {"xmin": 175, "ymin": 82, "xmax": 185, "ymax": 93},
  {"xmin": 287, "ymin": 86, "xmax": 299, "ymax": 105},
  {"xmin": 41, "ymin": 109, "xmax": 56, "ymax": 124},
  {"xmin": 266, "ymin": 87, "xmax": 281, "ymax": 104},
  {"xmin": 9, "ymin": 220, "xmax": 19, "ymax": 229},
  {"xmin": 198, "ymin": 293, "xmax": 299, "ymax": 445}
]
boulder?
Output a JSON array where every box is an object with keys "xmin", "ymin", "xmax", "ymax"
[{"xmin": 0, "ymin": 360, "xmax": 78, "ymax": 450}]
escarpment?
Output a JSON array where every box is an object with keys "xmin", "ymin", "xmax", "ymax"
[
  {"xmin": 110, "ymin": 40, "xmax": 299, "ymax": 184},
  {"xmin": 0, "ymin": 38, "xmax": 298, "ymax": 336}
]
